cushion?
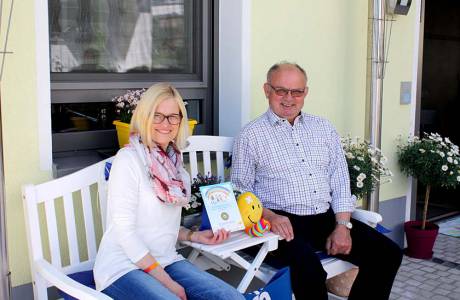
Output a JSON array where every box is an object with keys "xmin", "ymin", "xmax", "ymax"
[{"xmin": 57, "ymin": 270, "xmax": 95, "ymax": 300}]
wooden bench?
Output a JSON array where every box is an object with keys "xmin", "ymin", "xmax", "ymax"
[{"xmin": 22, "ymin": 135, "xmax": 382, "ymax": 299}]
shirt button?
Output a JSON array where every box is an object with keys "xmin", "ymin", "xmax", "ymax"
[
  {"xmin": 313, "ymin": 190, "xmax": 317, "ymax": 193},
  {"xmin": 301, "ymin": 159, "xmax": 305, "ymax": 162},
  {"xmin": 296, "ymin": 143, "xmax": 299, "ymax": 146},
  {"xmin": 309, "ymin": 173, "xmax": 312, "ymax": 176}
]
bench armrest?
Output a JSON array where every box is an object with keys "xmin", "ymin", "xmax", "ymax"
[
  {"xmin": 352, "ymin": 209, "xmax": 382, "ymax": 228},
  {"xmin": 35, "ymin": 259, "xmax": 111, "ymax": 300}
]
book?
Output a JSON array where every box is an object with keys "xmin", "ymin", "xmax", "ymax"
[{"xmin": 199, "ymin": 182, "xmax": 245, "ymax": 233}]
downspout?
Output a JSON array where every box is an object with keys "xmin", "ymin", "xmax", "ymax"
[
  {"xmin": 365, "ymin": 0, "xmax": 386, "ymax": 212},
  {"xmin": 1, "ymin": 0, "xmax": 13, "ymax": 298},
  {"xmin": 0, "ymin": 95, "xmax": 11, "ymax": 300}
]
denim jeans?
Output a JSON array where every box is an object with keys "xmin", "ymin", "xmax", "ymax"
[{"xmin": 102, "ymin": 259, "xmax": 245, "ymax": 300}]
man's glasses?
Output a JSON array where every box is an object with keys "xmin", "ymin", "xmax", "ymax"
[
  {"xmin": 153, "ymin": 113, "xmax": 182, "ymax": 125},
  {"xmin": 267, "ymin": 83, "xmax": 306, "ymax": 97}
]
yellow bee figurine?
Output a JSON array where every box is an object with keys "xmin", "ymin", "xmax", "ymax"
[{"xmin": 237, "ymin": 192, "xmax": 271, "ymax": 237}]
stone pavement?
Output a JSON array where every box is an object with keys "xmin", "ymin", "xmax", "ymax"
[{"xmin": 390, "ymin": 233, "xmax": 460, "ymax": 300}]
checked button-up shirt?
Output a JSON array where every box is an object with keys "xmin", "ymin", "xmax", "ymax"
[{"xmin": 231, "ymin": 109, "xmax": 356, "ymax": 216}]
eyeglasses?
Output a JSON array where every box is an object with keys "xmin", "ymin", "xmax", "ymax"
[
  {"xmin": 267, "ymin": 83, "xmax": 306, "ymax": 97},
  {"xmin": 153, "ymin": 113, "xmax": 182, "ymax": 125}
]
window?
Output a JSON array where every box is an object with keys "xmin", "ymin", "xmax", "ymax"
[
  {"xmin": 49, "ymin": 0, "xmax": 215, "ymax": 176},
  {"xmin": 49, "ymin": 0, "xmax": 200, "ymax": 76}
]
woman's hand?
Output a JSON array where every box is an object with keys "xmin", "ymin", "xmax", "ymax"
[
  {"xmin": 162, "ymin": 278, "xmax": 187, "ymax": 300},
  {"xmin": 149, "ymin": 266, "xmax": 187, "ymax": 300},
  {"xmin": 191, "ymin": 229, "xmax": 230, "ymax": 245}
]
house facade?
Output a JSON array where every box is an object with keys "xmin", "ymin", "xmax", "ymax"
[{"xmin": 1, "ymin": 0, "xmax": 422, "ymax": 297}]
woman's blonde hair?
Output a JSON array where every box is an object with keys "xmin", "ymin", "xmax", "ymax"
[{"xmin": 130, "ymin": 83, "xmax": 189, "ymax": 150}]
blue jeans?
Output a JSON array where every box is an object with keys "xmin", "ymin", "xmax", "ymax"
[{"xmin": 102, "ymin": 260, "xmax": 245, "ymax": 300}]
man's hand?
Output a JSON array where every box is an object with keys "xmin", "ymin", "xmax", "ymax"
[
  {"xmin": 325, "ymin": 225, "xmax": 352, "ymax": 255},
  {"xmin": 192, "ymin": 229, "xmax": 229, "ymax": 245},
  {"xmin": 264, "ymin": 209, "xmax": 294, "ymax": 241}
]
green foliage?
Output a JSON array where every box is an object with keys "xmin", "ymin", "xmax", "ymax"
[
  {"xmin": 398, "ymin": 133, "xmax": 460, "ymax": 188},
  {"xmin": 342, "ymin": 137, "xmax": 392, "ymax": 199}
]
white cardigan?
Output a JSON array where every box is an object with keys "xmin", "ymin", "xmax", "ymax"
[{"xmin": 94, "ymin": 146, "xmax": 191, "ymax": 291}]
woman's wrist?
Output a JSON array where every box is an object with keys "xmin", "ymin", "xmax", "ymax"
[{"xmin": 187, "ymin": 229, "xmax": 196, "ymax": 242}]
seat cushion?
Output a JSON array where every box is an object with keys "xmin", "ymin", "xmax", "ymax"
[{"xmin": 57, "ymin": 270, "xmax": 96, "ymax": 300}]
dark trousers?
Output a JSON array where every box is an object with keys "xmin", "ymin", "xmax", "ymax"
[{"xmin": 270, "ymin": 209, "xmax": 403, "ymax": 300}]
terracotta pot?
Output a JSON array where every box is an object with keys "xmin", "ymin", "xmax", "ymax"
[{"xmin": 404, "ymin": 220, "xmax": 439, "ymax": 259}]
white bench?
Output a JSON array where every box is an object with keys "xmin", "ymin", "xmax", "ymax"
[{"xmin": 22, "ymin": 135, "xmax": 382, "ymax": 299}]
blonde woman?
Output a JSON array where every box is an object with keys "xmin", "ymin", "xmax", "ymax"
[{"xmin": 94, "ymin": 83, "xmax": 244, "ymax": 300}]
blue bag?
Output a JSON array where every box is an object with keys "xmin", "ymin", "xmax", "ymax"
[{"xmin": 243, "ymin": 267, "xmax": 292, "ymax": 300}]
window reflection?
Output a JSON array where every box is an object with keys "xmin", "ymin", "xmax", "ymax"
[{"xmin": 49, "ymin": 0, "xmax": 194, "ymax": 73}]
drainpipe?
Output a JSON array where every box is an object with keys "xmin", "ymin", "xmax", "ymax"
[
  {"xmin": 365, "ymin": 0, "xmax": 386, "ymax": 212},
  {"xmin": 0, "ymin": 96, "xmax": 11, "ymax": 300}
]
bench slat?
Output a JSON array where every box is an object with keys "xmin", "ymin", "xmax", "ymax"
[
  {"xmin": 63, "ymin": 193, "xmax": 79, "ymax": 266},
  {"xmin": 203, "ymin": 151, "xmax": 211, "ymax": 175},
  {"xmin": 45, "ymin": 199, "xmax": 62, "ymax": 267},
  {"xmin": 81, "ymin": 186, "xmax": 97, "ymax": 260}
]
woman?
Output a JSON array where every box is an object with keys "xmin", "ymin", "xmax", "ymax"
[{"xmin": 94, "ymin": 83, "xmax": 244, "ymax": 300}]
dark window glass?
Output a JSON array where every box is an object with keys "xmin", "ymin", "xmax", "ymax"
[{"xmin": 49, "ymin": 0, "xmax": 195, "ymax": 74}]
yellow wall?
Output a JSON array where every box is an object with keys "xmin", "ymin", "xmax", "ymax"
[
  {"xmin": 380, "ymin": 9, "xmax": 417, "ymax": 200},
  {"xmin": 251, "ymin": 0, "xmax": 418, "ymax": 201},
  {"xmin": 0, "ymin": 0, "xmax": 419, "ymax": 288},
  {"xmin": 1, "ymin": 0, "xmax": 52, "ymax": 286}
]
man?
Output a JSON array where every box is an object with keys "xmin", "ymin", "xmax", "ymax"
[{"xmin": 231, "ymin": 62, "xmax": 402, "ymax": 300}]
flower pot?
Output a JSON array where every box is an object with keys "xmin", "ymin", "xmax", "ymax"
[
  {"xmin": 404, "ymin": 220, "xmax": 439, "ymax": 259},
  {"xmin": 113, "ymin": 120, "xmax": 130, "ymax": 148},
  {"xmin": 113, "ymin": 119, "xmax": 198, "ymax": 148}
]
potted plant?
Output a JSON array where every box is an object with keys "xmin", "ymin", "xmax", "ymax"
[
  {"xmin": 341, "ymin": 136, "xmax": 393, "ymax": 201},
  {"xmin": 112, "ymin": 89, "xmax": 198, "ymax": 148},
  {"xmin": 398, "ymin": 132, "xmax": 460, "ymax": 259}
]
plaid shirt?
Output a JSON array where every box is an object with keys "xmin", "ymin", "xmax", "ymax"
[{"xmin": 231, "ymin": 109, "xmax": 356, "ymax": 216}]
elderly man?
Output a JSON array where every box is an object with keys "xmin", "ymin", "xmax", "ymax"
[{"xmin": 231, "ymin": 62, "xmax": 402, "ymax": 300}]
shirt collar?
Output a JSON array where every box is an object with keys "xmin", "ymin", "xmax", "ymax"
[{"xmin": 265, "ymin": 108, "xmax": 305, "ymax": 126}]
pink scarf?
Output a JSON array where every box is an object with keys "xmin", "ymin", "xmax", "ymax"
[{"xmin": 129, "ymin": 135, "xmax": 189, "ymax": 207}]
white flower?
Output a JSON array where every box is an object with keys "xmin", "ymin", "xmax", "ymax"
[
  {"xmin": 447, "ymin": 152, "xmax": 453, "ymax": 156},
  {"xmin": 357, "ymin": 173, "xmax": 367, "ymax": 181},
  {"xmin": 346, "ymin": 152, "xmax": 355, "ymax": 159},
  {"xmin": 447, "ymin": 157, "xmax": 453, "ymax": 163},
  {"xmin": 353, "ymin": 165, "xmax": 360, "ymax": 171},
  {"xmin": 439, "ymin": 152, "xmax": 445, "ymax": 158},
  {"xmin": 356, "ymin": 181, "xmax": 364, "ymax": 188},
  {"xmin": 442, "ymin": 165, "xmax": 448, "ymax": 171},
  {"xmin": 357, "ymin": 156, "xmax": 364, "ymax": 161},
  {"xmin": 419, "ymin": 149, "xmax": 426, "ymax": 153},
  {"xmin": 457, "ymin": 176, "xmax": 460, "ymax": 182},
  {"xmin": 450, "ymin": 171, "xmax": 453, "ymax": 175},
  {"xmin": 454, "ymin": 160, "xmax": 458, "ymax": 165}
]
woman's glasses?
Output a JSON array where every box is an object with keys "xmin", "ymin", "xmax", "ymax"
[
  {"xmin": 267, "ymin": 83, "xmax": 306, "ymax": 97},
  {"xmin": 153, "ymin": 113, "xmax": 182, "ymax": 125}
]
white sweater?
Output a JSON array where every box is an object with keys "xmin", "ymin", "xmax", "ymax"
[{"xmin": 94, "ymin": 147, "xmax": 190, "ymax": 291}]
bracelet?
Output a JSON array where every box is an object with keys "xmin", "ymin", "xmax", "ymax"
[
  {"xmin": 143, "ymin": 261, "xmax": 160, "ymax": 273},
  {"xmin": 187, "ymin": 229, "xmax": 195, "ymax": 242}
]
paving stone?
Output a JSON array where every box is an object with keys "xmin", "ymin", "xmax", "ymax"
[
  {"xmin": 431, "ymin": 295, "xmax": 449, "ymax": 300},
  {"xmin": 435, "ymin": 288, "xmax": 451, "ymax": 296},
  {"xmin": 424, "ymin": 273, "xmax": 441, "ymax": 279},
  {"xmin": 406, "ymin": 279, "xmax": 423, "ymax": 287},
  {"xmin": 448, "ymin": 268, "xmax": 460, "ymax": 275},
  {"xmin": 411, "ymin": 269, "xmax": 426, "ymax": 276},
  {"xmin": 421, "ymin": 266, "xmax": 437, "ymax": 273}
]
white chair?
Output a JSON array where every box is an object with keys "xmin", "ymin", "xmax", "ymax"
[
  {"xmin": 22, "ymin": 158, "xmax": 113, "ymax": 300},
  {"xmin": 181, "ymin": 135, "xmax": 383, "ymax": 294}
]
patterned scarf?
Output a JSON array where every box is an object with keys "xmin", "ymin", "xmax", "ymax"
[{"xmin": 129, "ymin": 135, "xmax": 189, "ymax": 207}]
